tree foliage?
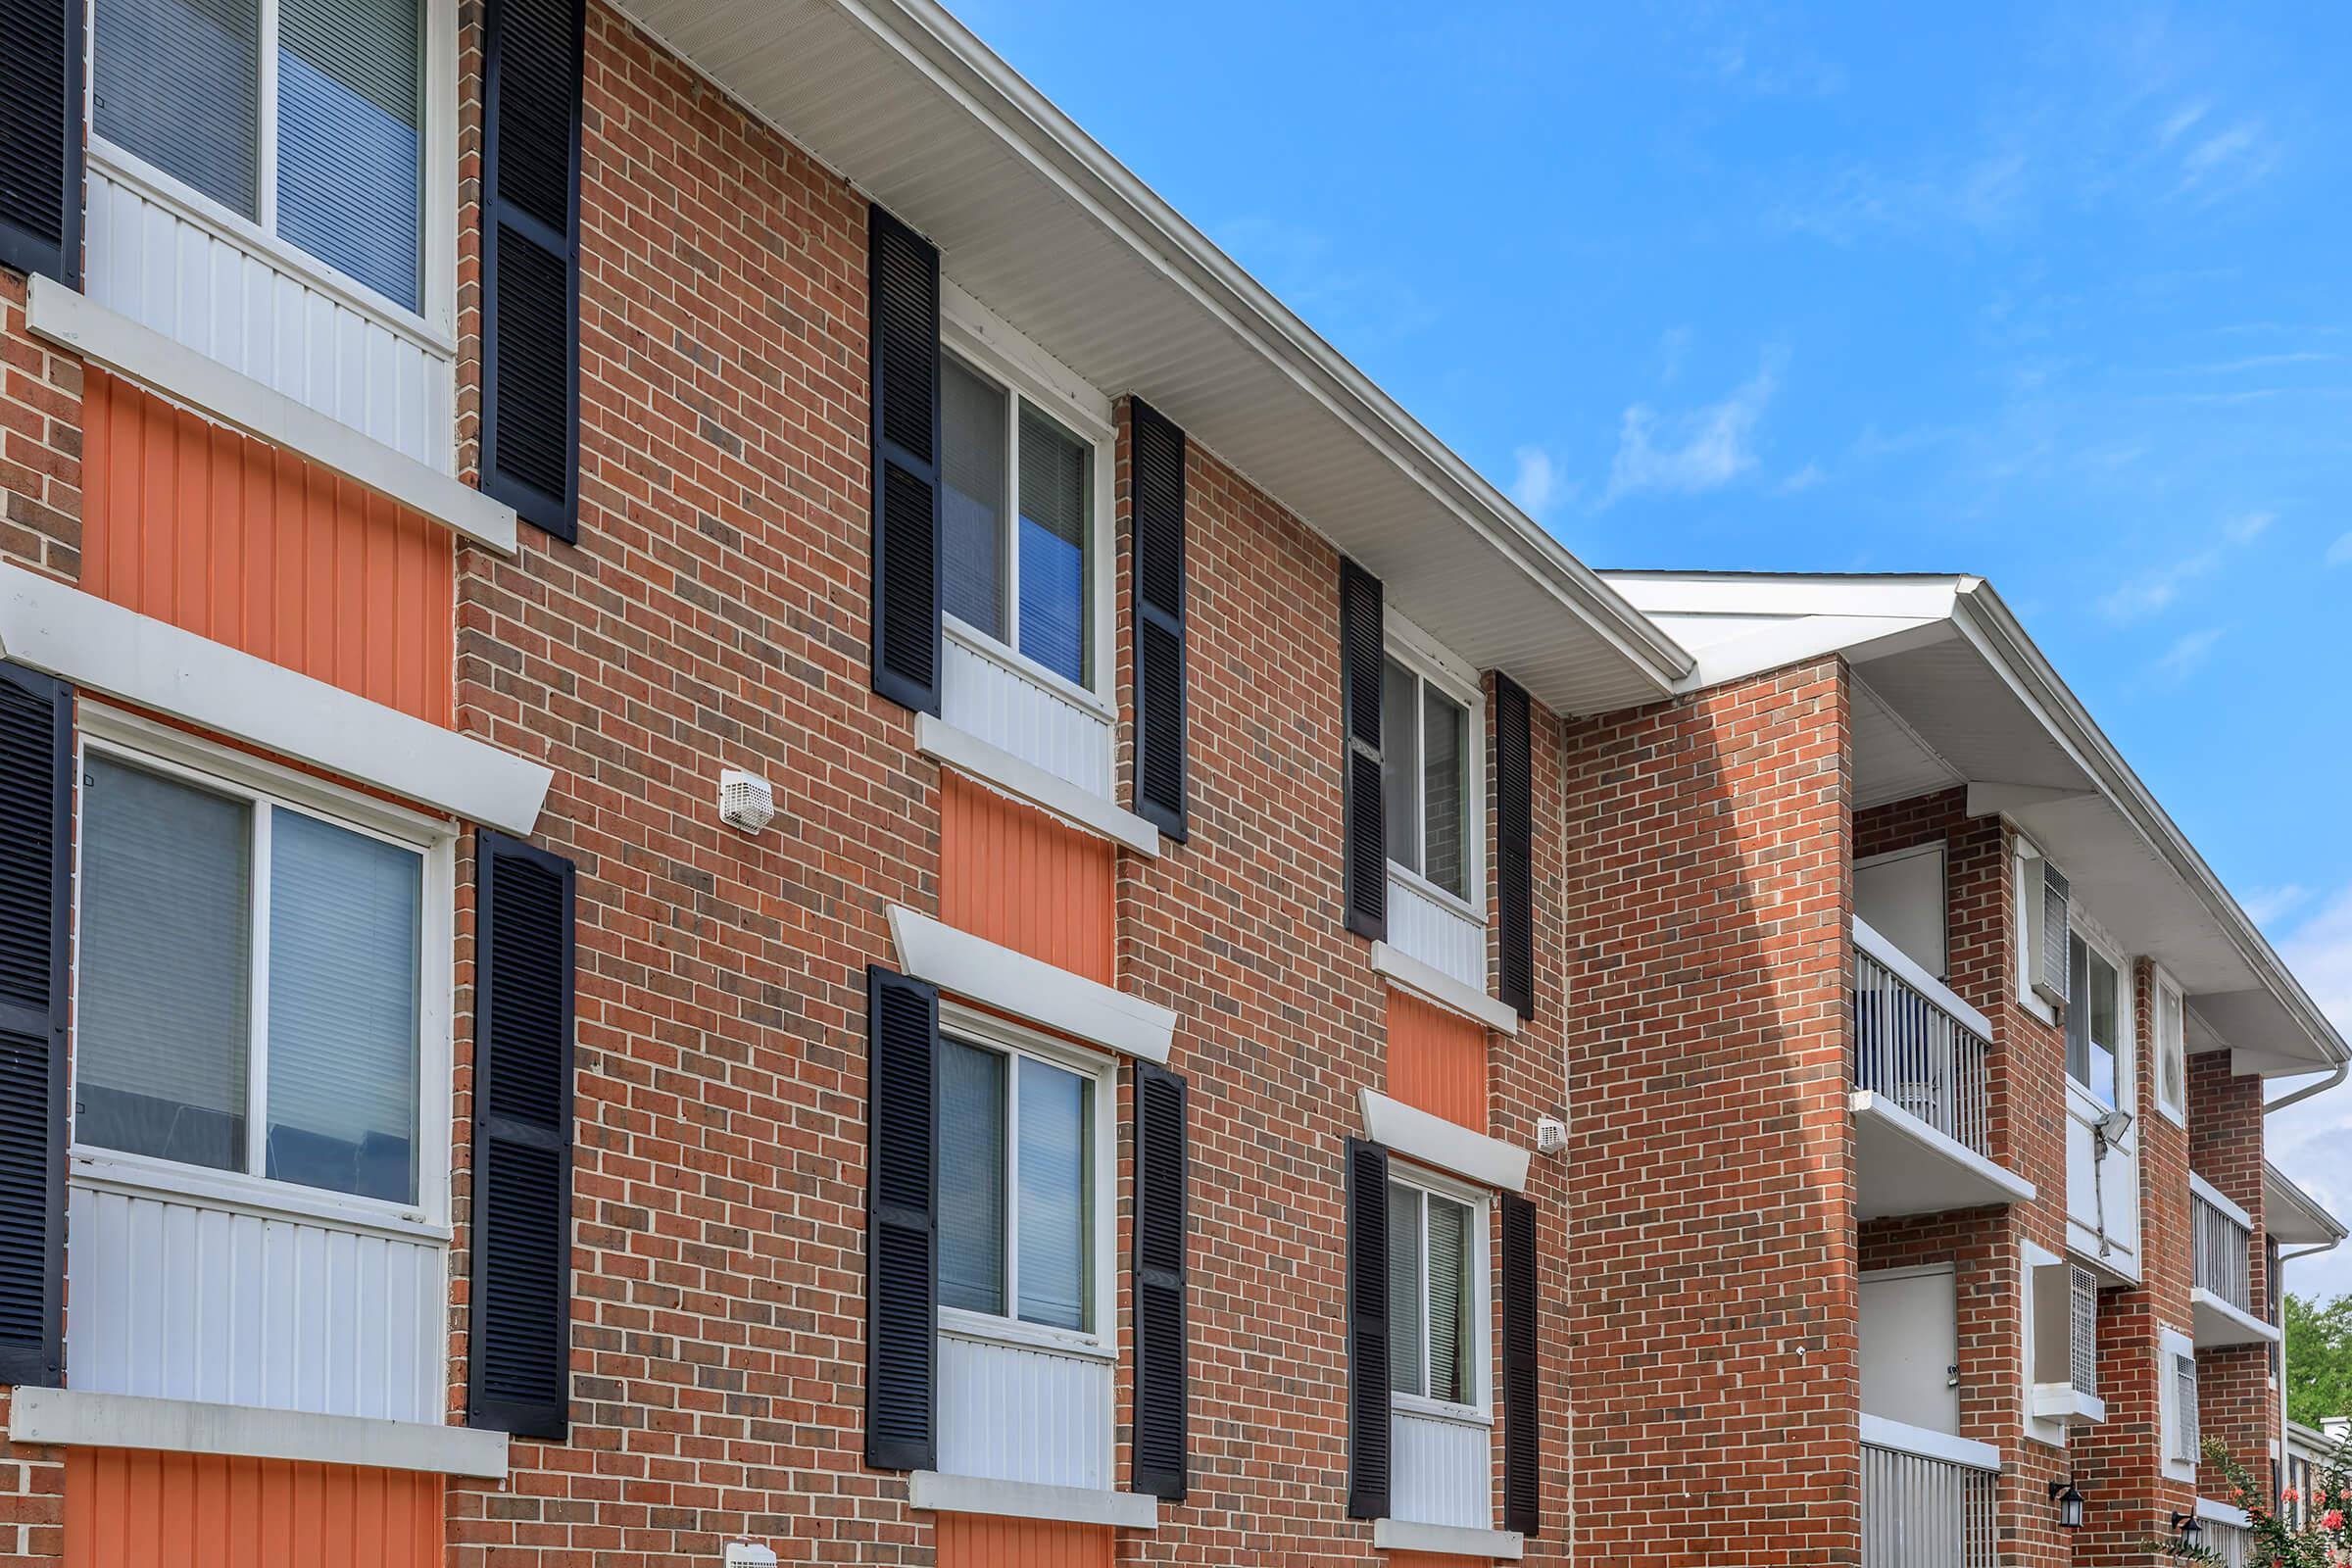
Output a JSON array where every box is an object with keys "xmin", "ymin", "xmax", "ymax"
[{"xmin": 2287, "ymin": 1292, "xmax": 2352, "ymax": 1431}]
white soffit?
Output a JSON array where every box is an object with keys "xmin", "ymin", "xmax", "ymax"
[
  {"xmin": 2266, "ymin": 1162, "xmax": 2347, "ymax": 1249},
  {"xmin": 607, "ymin": 0, "xmax": 1692, "ymax": 716}
]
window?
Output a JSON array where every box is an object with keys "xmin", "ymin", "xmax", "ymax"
[
  {"xmin": 941, "ymin": 351, "xmax": 1099, "ymax": 691},
  {"xmin": 2171, "ymin": 1351, "xmax": 2200, "ymax": 1467},
  {"xmin": 2157, "ymin": 976, "xmax": 2187, "ymax": 1123},
  {"xmin": 1382, "ymin": 652, "xmax": 1476, "ymax": 905},
  {"xmin": 74, "ymin": 743, "xmax": 433, "ymax": 1207},
  {"xmin": 938, "ymin": 1024, "xmax": 1102, "ymax": 1335},
  {"xmin": 1388, "ymin": 1176, "xmax": 1485, "ymax": 1409},
  {"xmin": 93, "ymin": 0, "xmax": 429, "ymax": 313},
  {"xmin": 2066, "ymin": 930, "xmax": 2121, "ymax": 1106}
]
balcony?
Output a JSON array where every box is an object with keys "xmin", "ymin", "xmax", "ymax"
[
  {"xmin": 1852, "ymin": 918, "xmax": 2035, "ymax": 1220},
  {"xmin": 2191, "ymin": 1177, "xmax": 2278, "ymax": 1348},
  {"xmin": 1861, "ymin": 1416, "xmax": 1998, "ymax": 1568},
  {"xmin": 2197, "ymin": 1501, "xmax": 2253, "ymax": 1568}
]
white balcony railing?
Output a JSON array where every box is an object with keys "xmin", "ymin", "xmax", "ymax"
[
  {"xmin": 2193, "ymin": 1181, "xmax": 2253, "ymax": 1315},
  {"xmin": 2197, "ymin": 1501, "xmax": 2253, "ymax": 1568},
  {"xmin": 1853, "ymin": 918, "xmax": 1992, "ymax": 1157},
  {"xmin": 1861, "ymin": 1416, "xmax": 1999, "ymax": 1568}
]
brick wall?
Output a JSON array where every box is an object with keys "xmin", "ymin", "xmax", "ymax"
[
  {"xmin": 2189, "ymin": 1052, "xmax": 2273, "ymax": 1502},
  {"xmin": 1557, "ymin": 658, "xmax": 1857, "ymax": 1564},
  {"xmin": 0, "ymin": 272, "xmax": 82, "ymax": 580}
]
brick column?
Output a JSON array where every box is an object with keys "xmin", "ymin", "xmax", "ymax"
[{"xmin": 2188, "ymin": 1054, "xmax": 2274, "ymax": 1504}]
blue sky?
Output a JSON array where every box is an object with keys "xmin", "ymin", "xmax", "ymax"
[{"xmin": 952, "ymin": 1, "xmax": 2352, "ymax": 1291}]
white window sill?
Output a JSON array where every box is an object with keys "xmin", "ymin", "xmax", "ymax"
[
  {"xmin": 71, "ymin": 1146, "xmax": 450, "ymax": 1244},
  {"xmin": 940, "ymin": 1304, "xmax": 1115, "ymax": 1363},
  {"xmin": 1371, "ymin": 940, "xmax": 1518, "ymax": 1037},
  {"xmin": 24, "ymin": 276, "xmax": 512, "ymax": 555},
  {"xmin": 1393, "ymin": 1392, "xmax": 1492, "ymax": 1428},
  {"xmin": 1372, "ymin": 1517, "xmax": 1524, "ymax": 1559},
  {"xmin": 888, "ymin": 905, "xmax": 1176, "ymax": 1063},
  {"xmin": 909, "ymin": 1471, "xmax": 1157, "ymax": 1530},
  {"xmin": 915, "ymin": 713, "xmax": 1158, "ymax": 857},
  {"xmin": 1360, "ymin": 1089, "xmax": 1529, "ymax": 1194},
  {"xmin": 9, "ymin": 1388, "xmax": 506, "ymax": 1479}
]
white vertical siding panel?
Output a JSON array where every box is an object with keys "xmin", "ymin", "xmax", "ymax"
[
  {"xmin": 66, "ymin": 1183, "xmax": 444, "ymax": 1424},
  {"xmin": 941, "ymin": 636, "xmax": 1114, "ymax": 797},
  {"xmin": 1386, "ymin": 875, "xmax": 1488, "ymax": 994},
  {"xmin": 84, "ymin": 164, "xmax": 453, "ymax": 473},
  {"xmin": 1392, "ymin": 1408, "xmax": 1491, "ymax": 1530},
  {"xmin": 935, "ymin": 1333, "xmax": 1111, "ymax": 1491}
]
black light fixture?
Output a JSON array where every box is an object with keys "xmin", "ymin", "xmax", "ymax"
[
  {"xmin": 2049, "ymin": 1478, "xmax": 2086, "ymax": 1530},
  {"xmin": 2172, "ymin": 1511, "xmax": 2205, "ymax": 1550}
]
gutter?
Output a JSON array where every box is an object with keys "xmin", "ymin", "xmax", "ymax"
[
  {"xmin": 2270, "ymin": 1061, "xmax": 2350, "ymax": 1118},
  {"xmin": 1954, "ymin": 580, "xmax": 2352, "ymax": 1076},
  {"xmin": 823, "ymin": 0, "xmax": 1700, "ymax": 695}
]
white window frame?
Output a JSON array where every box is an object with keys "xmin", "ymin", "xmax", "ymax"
[
  {"xmin": 938, "ymin": 281, "xmax": 1118, "ymax": 721},
  {"xmin": 1382, "ymin": 611, "xmax": 1488, "ymax": 923},
  {"xmin": 66, "ymin": 704, "xmax": 456, "ymax": 1237},
  {"xmin": 2065, "ymin": 913, "xmax": 2133, "ymax": 1115},
  {"xmin": 2160, "ymin": 1327, "xmax": 2199, "ymax": 1482},
  {"xmin": 83, "ymin": 0, "xmax": 461, "ymax": 350},
  {"xmin": 2013, "ymin": 839, "xmax": 2057, "ymax": 1026},
  {"xmin": 2153, "ymin": 966, "xmax": 2187, "ymax": 1127},
  {"xmin": 1387, "ymin": 1160, "xmax": 1493, "ymax": 1424},
  {"xmin": 934, "ymin": 1001, "xmax": 1118, "ymax": 1362}
]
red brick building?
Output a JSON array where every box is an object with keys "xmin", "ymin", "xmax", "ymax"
[{"xmin": 0, "ymin": 4, "xmax": 2339, "ymax": 1567}]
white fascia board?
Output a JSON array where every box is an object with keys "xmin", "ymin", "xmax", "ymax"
[
  {"xmin": 908, "ymin": 1471, "xmax": 1158, "ymax": 1530},
  {"xmin": 1371, "ymin": 1517, "xmax": 1525, "ymax": 1559},
  {"xmin": 1858, "ymin": 1413, "xmax": 2001, "ymax": 1474},
  {"xmin": 1369, "ymin": 941, "xmax": 1519, "ymax": 1037},
  {"xmin": 887, "ymin": 905, "xmax": 1176, "ymax": 1064},
  {"xmin": 10, "ymin": 1388, "xmax": 508, "ymax": 1479},
  {"xmin": 1600, "ymin": 572, "xmax": 1970, "ymax": 622},
  {"xmin": 1360, "ymin": 1089, "xmax": 1531, "ymax": 1195},
  {"xmin": 0, "ymin": 565, "xmax": 551, "ymax": 835},
  {"xmin": 2188, "ymin": 1172, "xmax": 2253, "ymax": 1231},
  {"xmin": 25, "ymin": 275, "xmax": 516, "ymax": 556},
  {"xmin": 913, "ymin": 713, "xmax": 1158, "ymax": 857}
]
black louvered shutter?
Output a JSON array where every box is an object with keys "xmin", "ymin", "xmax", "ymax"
[
  {"xmin": 1132, "ymin": 1061, "xmax": 1189, "ymax": 1497},
  {"xmin": 1339, "ymin": 561, "xmax": 1386, "ymax": 940},
  {"xmin": 867, "ymin": 206, "xmax": 943, "ymax": 715},
  {"xmin": 865, "ymin": 965, "xmax": 938, "ymax": 1470},
  {"xmin": 0, "ymin": 665, "xmax": 68, "ymax": 1388},
  {"xmin": 481, "ymin": 0, "xmax": 585, "ymax": 541},
  {"xmin": 1500, "ymin": 1190, "xmax": 1540, "ymax": 1536},
  {"xmin": 0, "ymin": 0, "xmax": 82, "ymax": 288},
  {"xmin": 1345, "ymin": 1137, "xmax": 1392, "ymax": 1519},
  {"xmin": 467, "ymin": 831, "xmax": 576, "ymax": 1441},
  {"xmin": 1130, "ymin": 399, "xmax": 1188, "ymax": 840},
  {"xmin": 1494, "ymin": 673, "xmax": 1534, "ymax": 1019}
]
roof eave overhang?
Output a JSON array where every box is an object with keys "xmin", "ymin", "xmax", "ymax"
[
  {"xmin": 2266, "ymin": 1160, "xmax": 2349, "ymax": 1249},
  {"xmin": 609, "ymin": 0, "xmax": 1694, "ymax": 714}
]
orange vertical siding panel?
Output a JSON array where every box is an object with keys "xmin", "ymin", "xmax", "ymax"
[
  {"xmin": 66, "ymin": 1447, "xmax": 441, "ymax": 1568},
  {"xmin": 1389, "ymin": 1554, "xmax": 1489, "ymax": 1568},
  {"xmin": 78, "ymin": 371, "xmax": 456, "ymax": 725},
  {"xmin": 1387, "ymin": 989, "xmax": 1491, "ymax": 1130},
  {"xmin": 936, "ymin": 1513, "xmax": 1113, "ymax": 1568},
  {"xmin": 940, "ymin": 771, "xmax": 1116, "ymax": 985}
]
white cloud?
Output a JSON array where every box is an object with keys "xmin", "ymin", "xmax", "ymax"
[
  {"xmin": 2152, "ymin": 625, "xmax": 2225, "ymax": 680},
  {"xmin": 2097, "ymin": 513, "xmax": 2272, "ymax": 622},
  {"xmin": 1600, "ymin": 364, "xmax": 1778, "ymax": 507},
  {"xmin": 2155, "ymin": 101, "xmax": 2209, "ymax": 149},
  {"xmin": 2327, "ymin": 531, "xmax": 2352, "ymax": 567},
  {"xmin": 2242, "ymin": 884, "xmax": 2313, "ymax": 929},
  {"xmin": 1776, "ymin": 463, "xmax": 1827, "ymax": 496},
  {"xmin": 1507, "ymin": 445, "xmax": 1575, "ymax": 519},
  {"xmin": 2177, "ymin": 121, "xmax": 2276, "ymax": 197}
]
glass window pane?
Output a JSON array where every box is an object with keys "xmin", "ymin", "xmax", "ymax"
[
  {"xmin": 1382, "ymin": 659, "xmax": 1420, "ymax": 876},
  {"xmin": 277, "ymin": 0, "xmax": 424, "ymax": 311},
  {"xmin": 938, "ymin": 1039, "xmax": 1005, "ymax": 1316},
  {"xmin": 2087, "ymin": 953, "xmax": 2119, "ymax": 1108},
  {"xmin": 1016, "ymin": 1056, "xmax": 1090, "ymax": 1330},
  {"xmin": 1017, "ymin": 406, "xmax": 1091, "ymax": 686},
  {"xmin": 1427, "ymin": 1194, "xmax": 1474, "ymax": 1404},
  {"xmin": 265, "ymin": 809, "xmax": 421, "ymax": 1202},
  {"xmin": 1422, "ymin": 687, "xmax": 1467, "ymax": 900},
  {"xmin": 2161, "ymin": 987, "xmax": 2185, "ymax": 1109},
  {"xmin": 75, "ymin": 758, "xmax": 253, "ymax": 1172},
  {"xmin": 95, "ymin": 0, "xmax": 261, "ymax": 219},
  {"xmin": 2064, "ymin": 933, "xmax": 2089, "ymax": 1088},
  {"xmin": 1387, "ymin": 1180, "xmax": 1425, "ymax": 1397},
  {"xmin": 941, "ymin": 358, "xmax": 1007, "ymax": 641}
]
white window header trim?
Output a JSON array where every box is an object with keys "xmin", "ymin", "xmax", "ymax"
[
  {"xmin": 909, "ymin": 1470, "xmax": 1158, "ymax": 1531},
  {"xmin": 887, "ymin": 905, "xmax": 1176, "ymax": 1063},
  {"xmin": 10, "ymin": 1388, "xmax": 506, "ymax": 1479},
  {"xmin": 1360, "ymin": 1088, "xmax": 1530, "ymax": 1194}
]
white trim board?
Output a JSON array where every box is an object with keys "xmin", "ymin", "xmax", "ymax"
[
  {"xmin": 24, "ymin": 276, "xmax": 514, "ymax": 555},
  {"xmin": 1858, "ymin": 1413, "xmax": 2001, "ymax": 1474},
  {"xmin": 1370, "ymin": 940, "xmax": 1519, "ymax": 1036},
  {"xmin": 914, "ymin": 713, "xmax": 1158, "ymax": 857},
  {"xmin": 0, "ymin": 565, "xmax": 551, "ymax": 835},
  {"xmin": 1371, "ymin": 1517, "xmax": 1525, "ymax": 1559},
  {"xmin": 887, "ymin": 906, "xmax": 1176, "ymax": 1064},
  {"xmin": 10, "ymin": 1388, "xmax": 507, "ymax": 1479},
  {"xmin": 1360, "ymin": 1089, "xmax": 1531, "ymax": 1194},
  {"xmin": 908, "ymin": 1470, "xmax": 1157, "ymax": 1530}
]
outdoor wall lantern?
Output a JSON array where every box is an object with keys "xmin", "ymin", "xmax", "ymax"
[
  {"xmin": 2172, "ymin": 1511, "xmax": 2205, "ymax": 1550},
  {"xmin": 2049, "ymin": 1478, "xmax": 2086, "ymax": 1531}
]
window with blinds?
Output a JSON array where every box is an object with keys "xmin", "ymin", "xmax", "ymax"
[
  {"xmin": 2172, "ymin": 1352, "xmax": 2200, "ymax": 1466},
  {"xmin": 73, "ymin": 746, "xmax": 428, "ymax": 1206},
  {"xmin": 91, "ymin": 0, "xmax": 427, "ymax": 313},
  {"xmin": 1388, "ymin": 1178, "xmax": 1483, "ymax": 1409},
  {"xmin": 936, "ymin": 1026, "xmax": 1098, "ymax": 1335}
]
